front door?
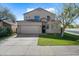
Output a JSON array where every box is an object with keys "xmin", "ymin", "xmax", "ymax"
[{"xmin": 42, "ymin": 25, "xmax": 46, "ymax": 33}]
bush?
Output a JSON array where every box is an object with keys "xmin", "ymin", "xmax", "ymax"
[{"xmin": 0, "ymin": 27, "xmax": 12, "ymax": 37}]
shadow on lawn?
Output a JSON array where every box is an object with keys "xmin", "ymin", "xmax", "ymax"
[
  {"xmin": 0, "ymin": 35, "xmax": 11, "ymax": 43},
  {"xmin": 39, "ymin": 33, "xmax": 79, "ymax": 41},
  {"xmin": 0, "ymin": 34, "xmax": 15, "ymax": 42}
]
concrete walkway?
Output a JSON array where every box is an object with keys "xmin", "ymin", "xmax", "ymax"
[{"xmin": 0, "ymin": 35, "xmax": 79, "ymax": 56}]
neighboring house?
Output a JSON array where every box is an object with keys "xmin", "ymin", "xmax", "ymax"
[
  {"xmin": 0, "ymin": 20, "xmax": 17, "ymax": 33},
  {"xmin": 17, "ymin": 8, "xmax": 61, "ymax": 35}
]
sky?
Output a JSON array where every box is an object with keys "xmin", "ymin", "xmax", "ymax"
[{"xmin": 0, "ymin": 3, "xmax": 79, "ymax": 24}]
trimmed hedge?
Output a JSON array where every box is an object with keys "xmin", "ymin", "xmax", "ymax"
[{"xmin": 0, "ymin": 27, "xmax": 12, "ymax": 37}]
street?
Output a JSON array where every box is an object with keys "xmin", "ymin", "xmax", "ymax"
[{"xmin": 65, "ymin": 28, "xmax": 79, "ymax": 35}]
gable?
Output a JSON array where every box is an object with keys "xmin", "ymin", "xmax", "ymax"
[
  {"xmin": 24, "ymin": 8, "xmax": 55, "ymax": 16},
  {"xmin": 24, "ymin": 8, "xmax": 56, "ymax": 20}
]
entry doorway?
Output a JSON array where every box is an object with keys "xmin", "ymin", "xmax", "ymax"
[{"xmin": 42, "ymin": 25, "xmax": 46, "ymax": 33}]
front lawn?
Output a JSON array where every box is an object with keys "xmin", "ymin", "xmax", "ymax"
[{"xmin": 38, "ymin": 33, "xmax": 79, "ymax": 46}]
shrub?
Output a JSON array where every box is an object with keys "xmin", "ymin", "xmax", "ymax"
[{"xmin": 0, "ymin": 27, "xmax": 12, "ymax": 37}]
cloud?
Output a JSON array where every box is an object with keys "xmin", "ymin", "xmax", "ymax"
[
  {"xmin": 26, "ymin": 8, "xmax": 35, "ymax": 12},
  {"xmin": 26, "ymin": 8, "xmax": 56, "ymax": 13},
  {"xmin": 45, "ymin": 8, "xmax": 56, "ymax": 13}
]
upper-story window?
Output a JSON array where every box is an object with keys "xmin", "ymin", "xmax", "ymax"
[
  {"xmin": 25, "ymin": 16, "xmax": 30, "ymax": 20},
  {"xmin": 34, "ymin": 16, "xmax": 40, "ymax": 22},
  {"xmin": 47, "ymin": 16, "xmax": 50, "ymax": 21}
]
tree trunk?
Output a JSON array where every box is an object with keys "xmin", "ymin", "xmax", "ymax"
[
  {"xmin": 61, "ymin": 30, "xmax": 64, "ymax": 37},
  {"xmin": 61, "ymin": 27, "xmax": 65, "ymax": 37}
]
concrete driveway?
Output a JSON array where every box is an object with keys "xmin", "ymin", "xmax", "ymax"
[
  {"xmin": 0, "ymin": 35, "xmax": 38, "ymax": 46},
  {"xmin": 0, "ymin": 35, "xmax": 79, "ymax": 56}
]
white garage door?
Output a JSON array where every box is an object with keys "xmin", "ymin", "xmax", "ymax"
[{"xmin": 20, "ymin": 25, "xmax": 41, "ymax": 34}]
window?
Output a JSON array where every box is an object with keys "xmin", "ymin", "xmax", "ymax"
[
  {"xmin": 25, "ymin": 16, "xmax": 30, "ymax": 20},
  {"xmin": 34, "ymin": 16, "xmax": 40, "ymax": 22},
  {"xmin": 47, "ymin": 16, "xmax": 50, "ymax": 21}
]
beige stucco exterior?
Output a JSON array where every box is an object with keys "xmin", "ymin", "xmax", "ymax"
[
  {"xmin": 17, "ymin": 21, "xmax": 61, "ymax": 34},
  {"xmin": 17, "ymin": 8, "xmax": 61, "ymax": 35},
  {"xmin": 0, "ymin": 20, "xmax": 17, "ymax": 33},
  {"xmin": 46, "ymin": 21, "xmax": 61, "ymax": 33},
  {"xmin": 24, "ymin": 8, "xmax": 55, "ymax": 21},
  {"xmin": 11, "ymin": 24, "xmax": 17, "ymax": 33}
]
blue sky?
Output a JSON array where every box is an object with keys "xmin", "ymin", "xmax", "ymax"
[{"xmin": 0, "ymin": 3, "xmax": 79, "ymax": 24}]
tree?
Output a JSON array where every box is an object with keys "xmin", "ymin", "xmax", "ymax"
[
  {"xmin": 58, "ymin": 3, "xmax": 79, "ymax": 37},
  {"xmin": 0, "ymin": 6, "xmax": 16, "ymax": 23}
]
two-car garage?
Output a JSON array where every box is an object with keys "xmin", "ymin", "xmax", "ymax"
[{"xmin": 17, "ymin": 21, "xmax": 42, "ymax": 35}]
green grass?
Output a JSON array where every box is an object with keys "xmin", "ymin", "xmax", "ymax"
[{"xmin": 38, "ymin": 33, "xmax": 79, "ymax": 46}]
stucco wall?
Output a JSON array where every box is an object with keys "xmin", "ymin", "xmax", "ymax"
[
  {"xmin": 11, "ymin": 24, "xmax": 17, "ymax": 33},
  {"xmin": 17, "ymin": 21, "xmax": 61, "ymax": 34},
  {"xmin": 24, "ymin": 9, "xmax": 55, "ymax": 21},
  {"xmin": 46, "ymin": 21, "xmax": 61, "ymax": 33},
  {"xmin": 0, "ymin": 21, "xmax": 17, "ymax": 33}
]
